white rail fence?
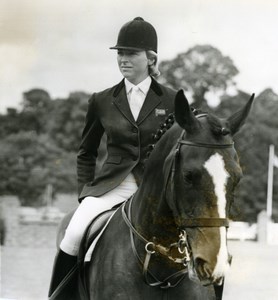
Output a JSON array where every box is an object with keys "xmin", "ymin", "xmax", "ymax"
[{"xmin": 228, "ymin": 210, "xmax": 278, "ymax": 245}]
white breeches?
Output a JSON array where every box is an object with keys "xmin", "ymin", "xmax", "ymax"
[{"xmin": 60, "ymin": 173, "xmax": 138, "ymax": 255}]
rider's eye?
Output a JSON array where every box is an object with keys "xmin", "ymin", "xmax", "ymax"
[{"xmin": 118, "ymin": 50, "xmax": 126, "ymax": 55}]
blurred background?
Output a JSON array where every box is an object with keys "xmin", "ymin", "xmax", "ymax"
[{"xmin": 0, "ymin": 0, "xmax": 278, "ymax": 299}]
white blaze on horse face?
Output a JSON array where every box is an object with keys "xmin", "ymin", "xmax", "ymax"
[{"xmin": 204, "ymin": 153, "xmax": 230, "ymax": 278}]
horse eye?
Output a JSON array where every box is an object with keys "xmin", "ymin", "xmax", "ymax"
[
  {"xmin": 183, "ymin": 169, "xmax": 202, "ymax": 185},
  {"xmin": 183, "ymin": 171, "xmax": 194, "ymax": 184}
]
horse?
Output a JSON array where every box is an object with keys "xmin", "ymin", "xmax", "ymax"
[{"xmin": 58, "ymin": 90, "xmax": 254, "ymax": 300}]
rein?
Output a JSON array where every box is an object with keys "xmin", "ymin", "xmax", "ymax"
[
  {"xmin": 121, "ymin": 198, "xmax": 190, "ymax": 289},
  {"xmin": 121, "ymin": 121, "xmax": 234, "ymax": 289}
]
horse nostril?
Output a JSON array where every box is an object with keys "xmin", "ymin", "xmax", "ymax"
[
  {"xmin": 214, "ymin": 277, "xmax": 224, "ymax": 286},
  {"xmin": 194, "ymin": 257, "xmax": 212, "ymax": 279}
]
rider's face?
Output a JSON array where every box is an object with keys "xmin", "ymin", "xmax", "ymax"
[{"xmin": 117, "ymin": 50, "xmax": 151, "ymax": 85}]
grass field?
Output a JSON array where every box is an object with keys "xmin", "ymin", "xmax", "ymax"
[{"xmin": 1, "ymin": 241, "xmax": 278, "ymax": 300}]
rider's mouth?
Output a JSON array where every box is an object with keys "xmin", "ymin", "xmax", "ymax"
[{"xmin": 121, "ymin": 66, "xmax": 132, "ymax": 70}]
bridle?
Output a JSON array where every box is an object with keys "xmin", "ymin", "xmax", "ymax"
[
  {"xmin": 122, "ymin": 116, "xmax": 234, "ymax": 289},
  {"xmin": 122, "ymin": 198, "xmax": 190, "ymax": 289},
  {"xmin": 167, "ymin": 128, "xmax": 233, "ymax": 230}
]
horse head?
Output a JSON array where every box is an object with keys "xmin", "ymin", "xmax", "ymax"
[{"xmin": 160, "ymin": 90, "xmax": 254, "ymax": 286}]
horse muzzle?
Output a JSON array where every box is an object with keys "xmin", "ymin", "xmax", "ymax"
[{"xmin": 188, "ymin": 254, "xmax": 232, "ymax": 286}]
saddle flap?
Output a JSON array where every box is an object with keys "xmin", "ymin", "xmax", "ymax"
[
  {"xmin": 78, "ymin": 209, "xmax": 115, "ymax": 263},
  {"xmin": 76, "ymin": 207, "xmax": 120, "ymax": 300}
]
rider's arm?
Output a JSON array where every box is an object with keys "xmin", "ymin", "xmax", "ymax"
[{"xmin": 77, "ymin": 93, "xmax": 104, "ymax": 197}]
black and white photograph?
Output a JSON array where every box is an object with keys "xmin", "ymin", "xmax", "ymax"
[{"xmin": 0, "ymin": 0, "xmax": 278, "ymax": 299}]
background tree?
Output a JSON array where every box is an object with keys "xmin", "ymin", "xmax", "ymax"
[
  {"xmin": 1, "ymin": 44, "xmax": 277, "ymax": 222},
  {"xmin": 0, "ymin": 90, "xmax": 90, "ymax": 206},
  {"xmin": 216, "ymin": 88, "xmax": 278, "ymax": 222},
  {"xmin": 0, "ymin": 89, "xmax": 52, "ymax": 139},
  {"xmin": 0, "ymin": 131, "xmax": 78, "ymax": 206},
  {"xmin": 0, "ymin": 108, "xmax": 21, "ymax": 138},
  {"xmin": 159, "ymin": 45, "xmax": 239, "ymax": 108},
  {"xmin": 21, "ymin": 89, "xmax": 52, "ymax": 134},
  {"xmin": 47, "ymin": 92, "xmax": 90, "ymax": 152}
]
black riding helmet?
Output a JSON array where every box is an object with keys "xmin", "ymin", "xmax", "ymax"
[{"xmin": 110, "ymin": 17, "xmax": 158, "ymax": 53}]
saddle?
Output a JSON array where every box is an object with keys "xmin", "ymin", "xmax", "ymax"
[
  {"xmin": 52, "ymin": 206, "xmax": 118, "ymax": 300},
  {"xmin": 77, "ymin": 207, "xmax": 119, "ymax": 299},
  {"xmin": 78, "ymin": 208, "xmax": 115, "ymax": 263}
]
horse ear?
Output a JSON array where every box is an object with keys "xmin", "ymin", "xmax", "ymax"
[
  {"xmin": 175, "ymin": 90, "xmax": 199, "ymax": 133},
  {"xmin": 227, "ymin": 93, "xmax": 255, "ymax": 135}
]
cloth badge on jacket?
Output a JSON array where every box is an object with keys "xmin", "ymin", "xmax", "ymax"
[{"xmin": 155, "ymin": 108, "xmax": 166, "ymax": 116}]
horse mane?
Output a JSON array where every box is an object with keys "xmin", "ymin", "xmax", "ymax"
[
  {"xmin": 146, "ymin": 113, "xmax": 174, "ymax": 157},
  {"xmin": 146, "ymin": 107, "xmax": 203, "ymax": 158},
  {"xmin": 146, "ymin": 108, "xmax": 232, "ymax": 159},
  {"xmin": 206, "ymin": 114, "xmax": 231, "ymax": 138}
]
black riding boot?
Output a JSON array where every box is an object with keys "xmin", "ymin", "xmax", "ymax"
[{"xmin": 48, "ymin": 249, "xmax": 78, "ymax": 300}]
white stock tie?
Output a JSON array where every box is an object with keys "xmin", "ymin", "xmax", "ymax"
[{"xmin": 129, "ymin": 86, "xmax": 143, "ymax": 121}]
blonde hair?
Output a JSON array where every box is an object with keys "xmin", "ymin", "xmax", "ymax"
[{"xmin": 146, "ymin": 50, "xmax": 160, "ymax": 77}]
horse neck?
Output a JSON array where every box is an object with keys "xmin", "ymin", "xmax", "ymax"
[
  {"xmin": 131, "ymin": 183, "xmax": 177, "ymax": 246},
  {"xmin": 131, "ymin": 129, "xmax": 181, "ymax": 243}
]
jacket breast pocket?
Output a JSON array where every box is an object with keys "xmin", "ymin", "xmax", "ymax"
[{"xmin": 105, "ymin": 155, "xmax": 122, "ymax": 165}]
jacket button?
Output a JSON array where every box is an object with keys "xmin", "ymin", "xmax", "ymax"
[{"xmin": 132, "ymin": 128, "xmax": 138, "ymax": 133}]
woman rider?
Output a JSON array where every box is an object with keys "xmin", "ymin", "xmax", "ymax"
[{"xmin": 48, "ymin": 17, "xmax": 176, "ymax": 299}]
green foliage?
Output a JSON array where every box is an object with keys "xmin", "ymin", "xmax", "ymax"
[
  {"xmin": 216, "ymin": 89, "xmax": 278, "ymax": 222},
  {"xmin": 1, "ymin": 45, "xmax": 277, "ymax": 222},
  {"xmin": 22, "ymin": 89, "xmax": 52, "ymax": 134},
  {"xmin": 0, "ymin": 132, "xmax": 76, "ymax": 206},
  {"xmin": 0, "ymin": 89, "xmax": 90, "ymax": 206},
  {"xmin": 0, "ymin": 89, "xmax": 52, "ymax": 138},
  {"xmin": 159, "ymin": 45, "xmax": 238, "ymax": 108},
  {"xmin": 47, "ymin": 92, "xmax": 89, "ymax": 152},
  {"xmin": 159, "ymin": 44, "xmax": 278, "ymax": 222}
]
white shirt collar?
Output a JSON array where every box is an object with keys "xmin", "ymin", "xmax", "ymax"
[{"xmin": 124, "ymin": 76, "xmax": 152, "ymax": 95}]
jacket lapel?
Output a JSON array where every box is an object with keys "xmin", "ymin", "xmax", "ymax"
[
  {"xmin": 112, "ymin": 78, "xmax": 164, "ymax": 125},
  {"xmin": 136, "ymin": 79, "xmax": 163, "ymax": 125},
  {"xmin": 136, "ymin": 89, "xmax": 161, "ymax": 125},
  {"xmin": 113, "ymin": 80, "xmax": 136, "ymax": 125}
]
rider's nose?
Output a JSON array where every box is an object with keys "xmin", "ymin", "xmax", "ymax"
[{"xmin": 120, "ymin": 55, "xmax": 128, "ymax": 63}]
